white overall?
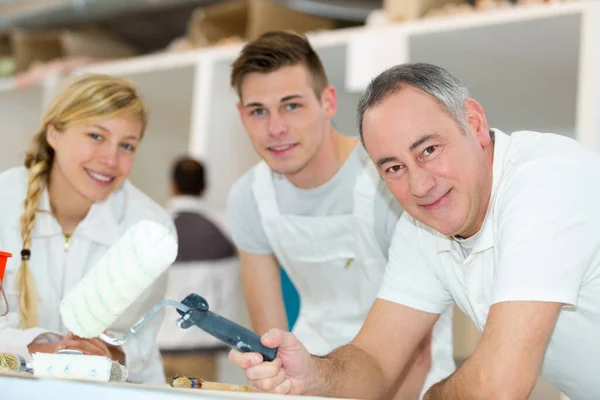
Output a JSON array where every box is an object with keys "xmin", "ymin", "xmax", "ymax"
[
  {"xmin": 252, "ymin": 160, "xmax": 456, "ymax": 395},
  {"xmin": 252, "ymin": 160, "xmax": 386, "ymax": 355}
]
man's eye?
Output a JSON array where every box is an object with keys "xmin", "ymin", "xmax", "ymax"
[
  {"xmin": 385, "ymin": 165, "xmax": 403, "ymax": 174},
  {"xmin": 423, "ymin": 145, "xmax": 438, "ymax": 156},
  {"xmin": 251, "ymin": 108, "xmax": 266, "ymax": 116},
  {"xmin": 285, "ymin": 103, "xmax": 300, "ymax": 111}
]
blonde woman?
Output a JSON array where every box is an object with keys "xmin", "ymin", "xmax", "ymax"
[{"xmin": 0, "ymin": 74, "xmax": 175, "ymax": 383}]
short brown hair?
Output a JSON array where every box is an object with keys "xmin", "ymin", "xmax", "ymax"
[{"xmin": 230, "ymin": 31, "xmax": 328, "ymax": 100}]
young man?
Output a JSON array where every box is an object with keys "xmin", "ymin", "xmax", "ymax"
[
  {"xmin": 229, "ymin": 63, "xmax": 600, "ymax": 399},
  {"xmin": 227, "ymin": 33, "xmax": 456, "ymax": 397}
]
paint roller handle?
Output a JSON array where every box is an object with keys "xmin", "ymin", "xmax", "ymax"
[{"xmin": 180, "ymin": 310, "xmax": 278, "ymax": 362}]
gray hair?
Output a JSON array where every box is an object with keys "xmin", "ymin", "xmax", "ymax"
[{"xmin": 357, "ymin": 63, "xmax": 470, "ymax": 145}]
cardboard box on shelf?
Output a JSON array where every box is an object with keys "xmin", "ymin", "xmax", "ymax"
[
  {"xmin": 383, "ymin": 0, "xmax": 468, "ymax": 20},
  {"xmin": 187, "ymin": 0, "xmax": 336, "ymax": 48},
  {"xmin": 61, "ymin": 27, "xmax": 139, "ymax": 60},
  {"xmin": 9, "ymin": 27, "xmax": 138, "ymax": 73},
  {"xmin": 247, "ymin": 0, "xmax": 335, "ymax": 39},
  {"xmin": 188, "ymin": 0, "xmax": 247, "ymax": 47},
  {"xmin": 10, "ymin": 29, "xmax": 63, "ymax": 73}
]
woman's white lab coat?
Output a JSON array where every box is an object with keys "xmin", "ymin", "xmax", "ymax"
[{"xmin": 0, "ymin": 167, "xmax": 175, "ymax": 383}]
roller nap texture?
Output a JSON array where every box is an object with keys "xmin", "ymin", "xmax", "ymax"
[{"xmin": 59, "ymin": 220, "xmax": 177, "ymax": 338}]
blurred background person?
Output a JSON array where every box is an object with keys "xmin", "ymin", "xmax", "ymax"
[{"xmin": 157, "ymin": 156, "xmax": 240, "ymax": 382}]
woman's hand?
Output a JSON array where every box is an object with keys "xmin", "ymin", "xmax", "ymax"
[{"xmin": 28, "ymin": 332, "xmax": 125, "ymax": 364}]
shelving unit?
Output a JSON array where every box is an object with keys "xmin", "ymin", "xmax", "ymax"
[
  {"xmin": 347, "ymin": 1, "xmax": 596, "ymax": 141},
  {"xmin": 0, "ymin": 84, "xmax": 44, "ymax": 171},
  {"xmin": 0, "ymin": 2, "xmax": 597, "ymax": 394},
  {"xmin": 3, "ymin": 1, "xmax": 596, "ymax": 206}
]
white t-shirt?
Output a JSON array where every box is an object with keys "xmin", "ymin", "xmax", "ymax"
[
  {"xmin": 0, "ymin": 166, "xmax": 175, "ymax": 383},
  {"xmin": 379, "ymin": 129, "xmax": 600, "ymax": 399}
]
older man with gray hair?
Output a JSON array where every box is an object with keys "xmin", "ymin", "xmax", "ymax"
[{"xmin": 228, "ymin": 62, "xmax": 600, "ymax": 400}]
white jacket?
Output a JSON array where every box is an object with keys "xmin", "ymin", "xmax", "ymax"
[{"xmin": 0, "ymin": 167, "xmax": 175, "ymax": 383}]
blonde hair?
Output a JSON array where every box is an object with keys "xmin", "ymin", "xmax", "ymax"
[{"xmin": 17, "ymin": 73, "xmax": 147, "ymax": 328}]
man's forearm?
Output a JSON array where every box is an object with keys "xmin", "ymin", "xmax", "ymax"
[
  {"xmin": 240, "ymin": 251, "xmax": 289, "ymax": 335},
  {"xmin": 250, "ymin": 305, "xmax": 288, "ymax": 335},
  {"xmin": 423, "ymin": 359, "xmax": 482, "ymax": 400},
  {"xmin": 310, "ymin": 344, "xmax": 389, "ymax": 399},
  {"xmin": 423, "ymin": 373, "xmax": 461, "ymax": 399}
]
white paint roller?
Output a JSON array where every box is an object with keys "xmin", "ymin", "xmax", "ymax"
[
  {"xmin": 59, "ymin": 219, "xmax": 177, "ymax": 339},
  {"xmin": 59, "ymin": 218, "xmax": 277, "ymax": 362}
]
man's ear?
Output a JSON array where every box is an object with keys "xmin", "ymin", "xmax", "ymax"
[
  {"xmin": 236, "ymin": 101, "xmax": 244, "ymax": 120},
  {"xmin": 321, "ymin": 85, "xmax": 338, "ymax": 119},
  {"xmin": 465, "ymin": 99, "xmax": 491, "ymax": 147}
]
